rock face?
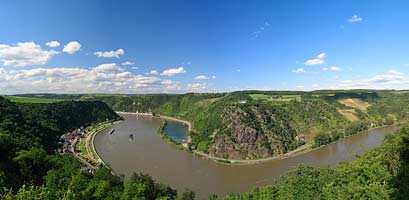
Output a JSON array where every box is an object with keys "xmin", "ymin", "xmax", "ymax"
[{"xmin": 208, "ymin": 104, "xmax": 298, "ymax": 159}]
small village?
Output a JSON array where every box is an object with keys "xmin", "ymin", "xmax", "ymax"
[{"xmin": 61, "ymin": 127, "xmax": 98, "ymax": 172}]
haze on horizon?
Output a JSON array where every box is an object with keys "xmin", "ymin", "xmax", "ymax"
[{"xmin": 1, "ymin": 0, "xmax": 409, "ymax": 94}]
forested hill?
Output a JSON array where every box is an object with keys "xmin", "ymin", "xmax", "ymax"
[
  {"xmin": 0, "ymin": 97, "xmax": 119, "ymax": 194},
  {"xmin": 83, "ymin": 90, "xmax": 409, "ymax": 159}
]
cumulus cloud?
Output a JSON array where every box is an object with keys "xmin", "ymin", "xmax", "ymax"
[
  {"xmin": 0, "ymin": 64, "xmax": 196, "ymax": 94},
  {"xmin": 187, "ymin": 83, "xmax": 207, "ymax": 91},
  {"xmin": 161, "ymin": 67, "xmax": 186, "ymax": 76},
  {"xmin": 330, "ymin": 70, "xmax": 407, "ymax": 89},
  {"xmin": 63, "ymin": 41, "xmax": 81, "ymax": 54},
  {"xmin": 292, "ymin": 68, "xmax": 306, "ymax": 74},
  {"xmin": 194, "ymin": 75, "xmax": 209, "ymax": 80},
  {"xmin": 94, "ymin": 49, "xmax": 125, "ymax": 58},
  {"xmin": 304, "ymin": 53, "xmax": 326, "ymax": 66},
  {"xmin": 0, "ymin": 42, "xmax": 59, "ymax": 67},
  {"xmin": 348, "ymin": 15, "xmax": 363, "ymax": 23},
  {"xmin": 323, "ymin": 66, "xmax": 341, "ymax": 71},
  {"xmin": 45, "ymin": 41, "xmax": 60, "ymax": 48},
  {"xmin": 122, "ymin": 61, "xmax": 134, "ymax": 65},
  {"xmin": 93, "ymin": 63, "xmax": 123, "ymax": 72}
]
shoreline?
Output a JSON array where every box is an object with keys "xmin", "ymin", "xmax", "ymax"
[
  {"xmin": 192, "ymin": 124, "xmax": 400, "ymax": 165},
  {"xmin": 109, "ymin": 112, "xmax": 400, "ymax": 165},
  {"xmin": 74, "ymin": 120, "xmax": 122, "ymax": 172},
  {"xmin": 88, "ymin": 121, "xmax": 122, "ymax": 166}
]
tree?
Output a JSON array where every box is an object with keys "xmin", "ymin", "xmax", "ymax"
[{"xmin": 180, "ymin": 189, "xmax": 195, "ymax": 200}]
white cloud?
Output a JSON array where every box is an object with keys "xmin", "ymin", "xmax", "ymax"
[
  {"xmin": 194, "ymin": 75, "xmax": 209, "ymax": 80},
  {"xmin": 0, "ymin": 42, "xmax": 59, "ymax": 67},
  {"xmin": 146, "ymin": 70, "xmax": 158, "ymax": 75},
  {"xmin": 187, "ymin": 83, "xmax": 207, "ymax": 91},
  {"xmin": 131, "ymin": 67, "xmax": 139, "ymax": 70},
  {"xmin": 331, "ymin": 70, "xmax": 407, "ymax": 89},
  {"xmin": 45, "ymin": 41, "xmax": 60, "ymax": 48},
  {"xmin": 93, "ymin": 63, "xmax": 123, "ymax": 72},
  {"xmin": 323, "ymin": 66, "xmax": 341, "ymax": 71},
  {"xmin": 348, "ymin": 15, "xmax": 363, "ymax": 23},
  {"xmin": 292, "ymin": 68, "xmax": 306, "ymax": 74},
  {"xmin": 94, "ymin": 49, "xmax": 125, "ymax": 58},
  {"xmin": 161, "ymin": 67, "xmax": 186, "ymax": 76},
  {"xmin": 63, "ymin": 41, "xmax": 81, "ymax": 54},
  {"xmin": 122, "ymin": 61, "xmax": 134, "ymax": 65},
  {"xmin": 304, "ymin": 53, "xmax": 326, "ymax": 66},
  {"xmin": 0, "ymin": 64, "xmax": 200, "ymax": 94},
  {"xmin": 212, "ymin": 75, "xmax": 216, "ymax": 79}
]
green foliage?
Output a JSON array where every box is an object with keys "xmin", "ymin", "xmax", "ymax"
[
  {"xmin": 313, "ymin": 132, "xmax": 333, "ymax": 148},
  {"xmin": 122, "ymin": 173, "xmax": 177, "ymax": 200},
  {"xmin": 180, "ymin": 189, "xmax": 195, "ymax": 200}
]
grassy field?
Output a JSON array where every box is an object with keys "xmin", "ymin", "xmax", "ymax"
[
  {"xmin": 249, "ymin": 94, "xmax": 302, "ymax": 102},
  {"xmin": 3, "ymin": 95, "xmax": 69, "ymax": 103}
]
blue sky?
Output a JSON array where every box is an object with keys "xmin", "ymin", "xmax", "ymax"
[{"xmin": 1, "ymin": 0, "xmax": 409, "ymax": 94}]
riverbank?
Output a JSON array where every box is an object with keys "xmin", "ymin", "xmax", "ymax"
[
  {"xmin": 76, "ymin": 120, "xmax": 122, "ymax": 169},
  {"xmin": 114, "ymin": 112, "xmax": 400, "ymax": 166},
  {"xmin": 193, "ymin": 123, "xmax": 400, "ymax": 165},
  {"xmin": 193, "ymin": 143, "xmax": 312, "ymax": 165}
]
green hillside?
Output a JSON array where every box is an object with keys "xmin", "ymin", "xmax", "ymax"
[{"xmin": 84, "ymin": 90, "xmax": 408, "ymax": 159}]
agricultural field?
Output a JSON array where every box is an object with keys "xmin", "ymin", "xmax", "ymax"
[
  {"xmin": 3, "ymin": 95, "xmax": 69, "ymax": 103},
  {"xmin": 338, "ymin": 109, "xmax": 359, "ymax": 122},
  {"xmin": 338, "ymin": 98, "xmax": 369, "ymax": 111}
]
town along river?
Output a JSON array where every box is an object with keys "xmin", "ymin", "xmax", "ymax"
[{"xmin": 94, "ymin": 113, "xmax": 399, "ymax": 199}]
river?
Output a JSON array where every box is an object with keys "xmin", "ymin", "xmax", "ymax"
[{"xmin": 94, "ymin": 113, "xmax": 399, "ymax": 199}]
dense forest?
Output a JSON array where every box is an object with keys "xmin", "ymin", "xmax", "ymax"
[{"xmin": 79, "ymin": 90, "xmax": 409, "ymax": 159}]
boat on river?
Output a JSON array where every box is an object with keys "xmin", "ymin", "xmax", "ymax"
[
  {"xmin": 109, "ymin": 129, "xmax": 115, "ymax": 135},
  {"xmin": 129, "ymin": 134, "xmax": 133, "ymax": 141}
]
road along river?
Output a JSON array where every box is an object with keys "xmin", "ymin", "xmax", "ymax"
[{"xmin": 94, "ymin": 113, "xmax": 399, "ymax": 199}]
